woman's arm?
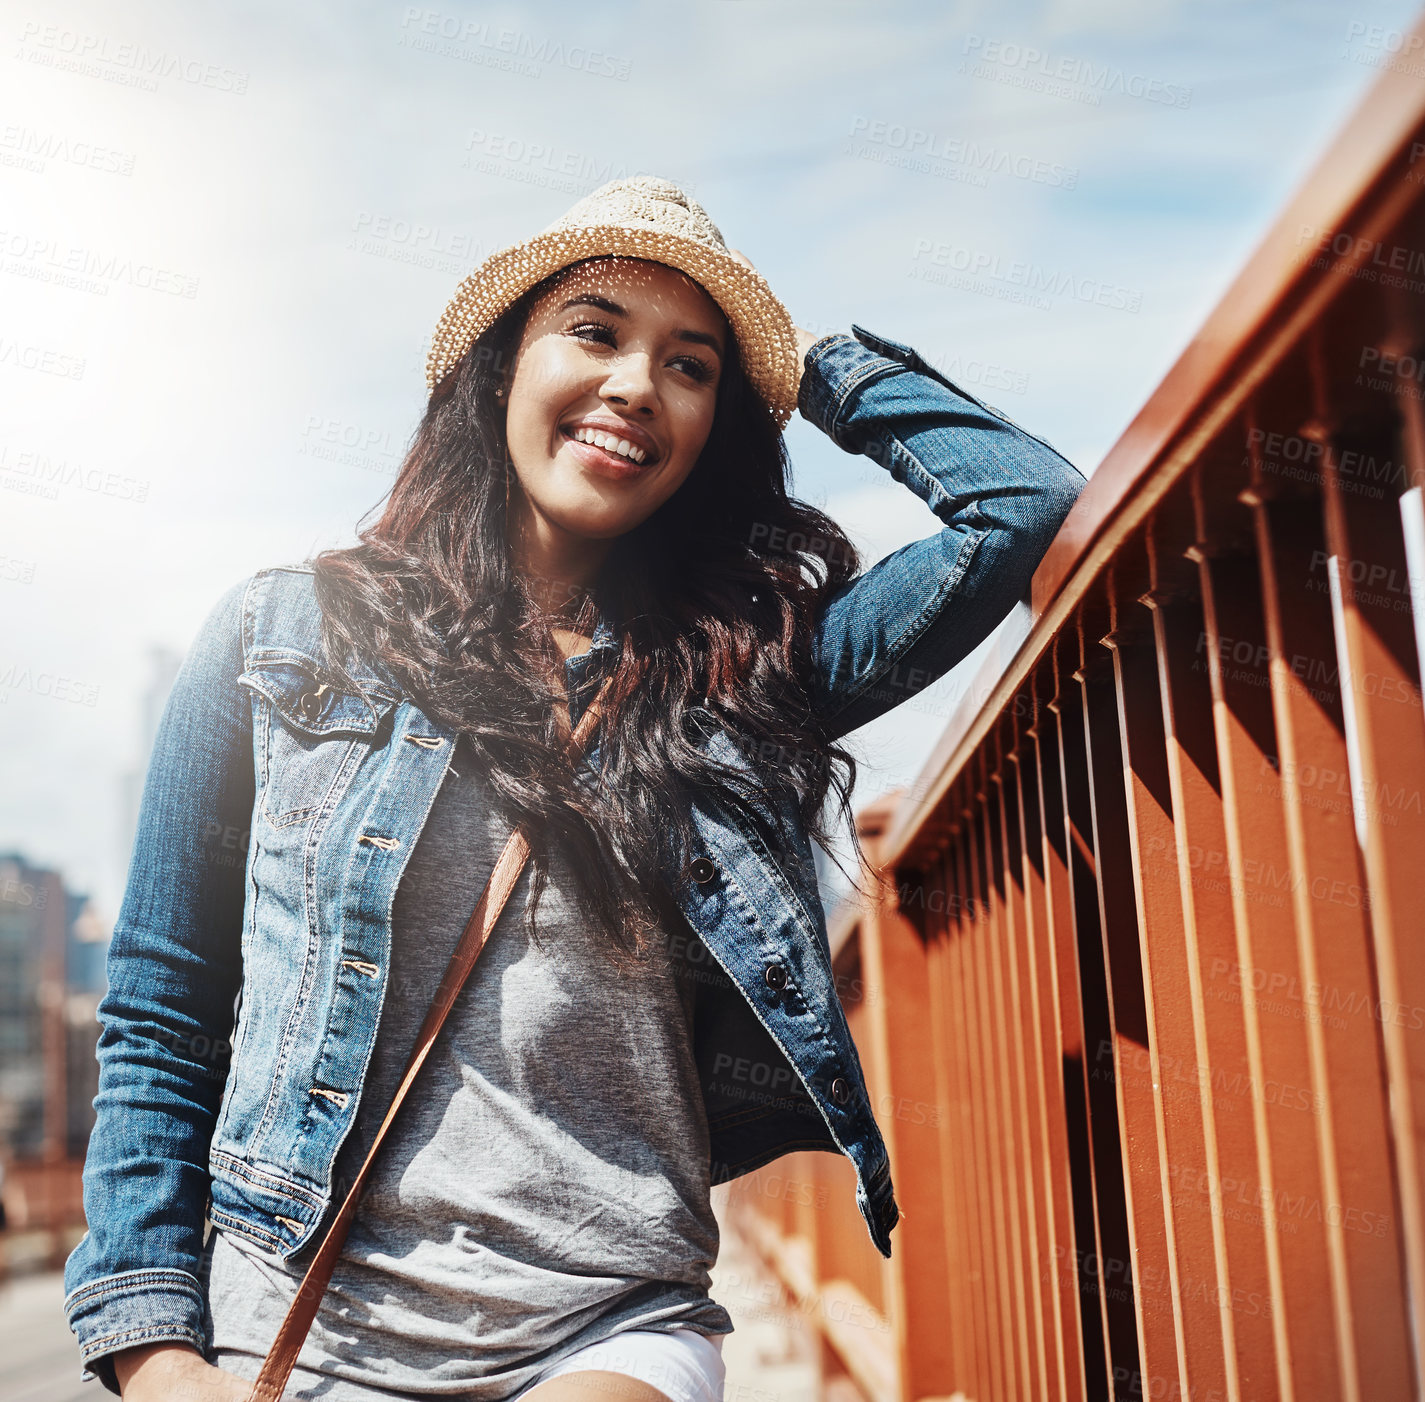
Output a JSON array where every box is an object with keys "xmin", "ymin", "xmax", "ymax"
[
  {"xmin": 63, "ymin": 576, "xmax": 256, "ymax": 1394},
  {"xmin": 795, "ymin": 323, "xmax": 1087, "ymax": 744}
]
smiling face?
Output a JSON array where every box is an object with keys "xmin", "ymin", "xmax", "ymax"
[{"xmin": 500, "ymin": 257, "xmax": 730, "ymax": 574}]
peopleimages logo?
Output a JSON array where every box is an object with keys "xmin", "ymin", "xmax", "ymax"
[
  {"xmin": 15, "ymin": 20, "xmax": 249, "ymax": 94},
  {"xmin": 0, "ymin": 228, "xmax": 199, "ymax": 299},
  {"xmin": 0, "ymin": 339, "xmax": 85, "ymax": 380},
  {"xmin": 0, "ymin": 553, "xmax": 36, "ymax": 585},
  {"xmin": 398, "ymin": 9, "xmax": 631, "ymax": 81},
  {"xmin": 0, "ymin": 444, "xmax": 149, "ymax": 501},
  {"xmin": 0, "ymin": 123, "xmax": 137, "ymax": 177},
  {"xmin": 346, "ymin": 213, "xmax": 490, "ymax": 278},
  {"xmin": 461, "ymin": 130, "xmax": 683, "ymax": 200},
  {"xmin": 960, "ymin": 34, "xmax": 1191, "ymax": 109},
  {"xmin": 0, "ymin": 663, "xmax": 100, "ymax": 708},
  {"xmin": 297, "ymin": 416, "xmax": 402, "ymax": 477},
  {"xmin": 1296, "ymin": 223, "xmax": 1425, "ymax": 297},
  {"xmin": 910, "ymin": 237, "xmax": 1143, "ymax": 313},
  {"xmin": 847, "ymin": 116, "xmax": 1079, "ymax": 190}
]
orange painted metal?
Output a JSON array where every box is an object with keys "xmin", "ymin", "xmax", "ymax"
[
  {"xmin": 1026, "ymin": 670, "xmax": 1095, "ymax": 1402},
  {"xmin": 1314, "ymin": 322, "xmax": 1425, "ymax": 1379},
  {"xmin": 1145, "ymin": 505, "xmax": 1282, "ymax": 1402},
  {"xmin": 998, "ymin": 715, "xmax": 1060, "ymax": 1402},
  {"xmin": 1247, "ymin": 430, "xmax": 1413, "ymax": 1399},
  {"xmin": 854, "ymin": 813, "xmax": 956, "ymax": 1398},
  {"xmin": 1191, "ymin": 475, "xmax": 1344, "ymax": 1397},
  {"xmin": 722, "ymin": 18, "xmax": 1425, "ymax": 1401},
  {"xmin": 1105, "ymin": 581, "xmax": 1232, "ymax": 1402}
]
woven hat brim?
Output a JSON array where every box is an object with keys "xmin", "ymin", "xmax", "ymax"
[{"xmin": 425, "ymin": 227, "xmax": 800, "ymax": 429}]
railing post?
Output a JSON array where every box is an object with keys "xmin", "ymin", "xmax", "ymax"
[{"xmin": 1025, "ymin": 665, "xmax": 1094, "ymax": 1402}]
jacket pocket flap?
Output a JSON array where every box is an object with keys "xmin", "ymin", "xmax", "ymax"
[{"xmin": 238, "ymin": 657, "xmax": 396, "ymax": 737}]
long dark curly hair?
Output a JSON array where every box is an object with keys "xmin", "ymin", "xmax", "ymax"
[{"xmin": 310, "ymin": 256, "xmax": 868, "ymax": 967}]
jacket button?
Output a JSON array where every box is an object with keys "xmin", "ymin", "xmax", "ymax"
[
  {"xmin": 764, "ymin": 964, "xmax": 788, "ymax": 991},
  {"xmin": 830, "ymin": 1076, "xmax": 851, "ymax": 1106},
  {"xmin": 297, "ymin": 687, "xmax": 327, "ymax": 722},
  {"xmin": 689, "ymin": 856, "xmax": 717, "ymax": 884}
]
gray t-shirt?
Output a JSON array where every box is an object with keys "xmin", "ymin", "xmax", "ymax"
[{"xmin": 203, "ymin": 734, "xmax": 733, "ymax": 1400}]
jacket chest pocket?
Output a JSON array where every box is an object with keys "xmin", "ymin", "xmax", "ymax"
[{"xmin": 239, "ymin": 658, "xmax": 397, "ymax": 829}]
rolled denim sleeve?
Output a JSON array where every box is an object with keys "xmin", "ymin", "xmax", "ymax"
[
  {"xmin": 63, "ymin": 576, "xmax": 255, "ymax": 1392},
  {"xmin": 798, "ymin": 324, "xmax": 1087, "ymax": 743}
]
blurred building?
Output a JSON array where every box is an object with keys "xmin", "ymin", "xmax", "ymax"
[
  {"xmin": 64, "ymin": 892, "xmax": 108, "ymax": 1158},
  {"xmin": 0, "ymin": 645, "xmax": 171, "ymax": 1266},
  {"xmin": 0, "ymin": 853, "xmax": 108, "ymax": 1166},
  {"xmin": 0, "ymin": 646, "xmax": 183, "ymax": 1176},
  {"xmin": 116, "ymin": 643, "xmax": 182, "ymax": 901}
]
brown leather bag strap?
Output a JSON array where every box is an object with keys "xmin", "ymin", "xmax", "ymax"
[{"xmin": 246, "ymin": 676, "xmax": 614, "ymax": 1402}]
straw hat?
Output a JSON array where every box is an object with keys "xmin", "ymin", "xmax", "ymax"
[{"xmin": 425, "ymin": 176, "xmax": 801, "ymax": 429}]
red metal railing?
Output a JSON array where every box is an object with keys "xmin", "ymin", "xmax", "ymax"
[{"xmin": 721, "ymin": 22, "xmax": 1425, "ymax": 1402}]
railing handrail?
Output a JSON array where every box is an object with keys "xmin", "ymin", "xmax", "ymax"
[{"xmin": 871, "ymin": 14, "xmax": 1425, "ymax": 876}]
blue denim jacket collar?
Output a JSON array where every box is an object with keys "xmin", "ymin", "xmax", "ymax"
[{"xmin": 563, "ymin": 595, "xmax": 620, "ymax": 723}]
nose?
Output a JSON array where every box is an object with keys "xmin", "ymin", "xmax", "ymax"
[{"xmin": 599, "ymin": 350, "xmax": 659, "ymax": 417}]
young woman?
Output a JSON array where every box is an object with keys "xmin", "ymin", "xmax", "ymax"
[{"xmin": 63, "ymin": 177, "xmax": 1087, "ymax": 1402}]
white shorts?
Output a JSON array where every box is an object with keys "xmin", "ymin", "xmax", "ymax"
[{"xmin": 523, "ymin": 1327, "xmax": 726, "ymax": 1402}]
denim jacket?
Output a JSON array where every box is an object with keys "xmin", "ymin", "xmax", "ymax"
[{"xmin": 64, "ymin": 324, "xmax": 1087, "ymax": 1387}]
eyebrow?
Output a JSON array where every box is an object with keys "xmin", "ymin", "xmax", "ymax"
[{"xmin": 554, "ymin": 294, "xmax": 725, "ymax": 360}]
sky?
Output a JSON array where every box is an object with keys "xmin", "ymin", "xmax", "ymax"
[{"xmin": 1, "ymin": 0, "xmax": 1419, "ymax": 922}]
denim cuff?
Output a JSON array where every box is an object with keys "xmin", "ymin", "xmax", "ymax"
[
  {"xmin": 795, "ymin": 327, "xmax": 914, "ymax": 451},
  {"xmin": 857, "ymin": 1162, "xmax": 900, "ymax": 1260},
  {"xmin": 64, "ymin": 1267, "xmax": 208, "ymax": 1395}
]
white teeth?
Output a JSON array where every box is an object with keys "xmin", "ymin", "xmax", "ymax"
[{"xmin": 571, "ymin": 426, "xmax": 646, "ymax": 464}]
